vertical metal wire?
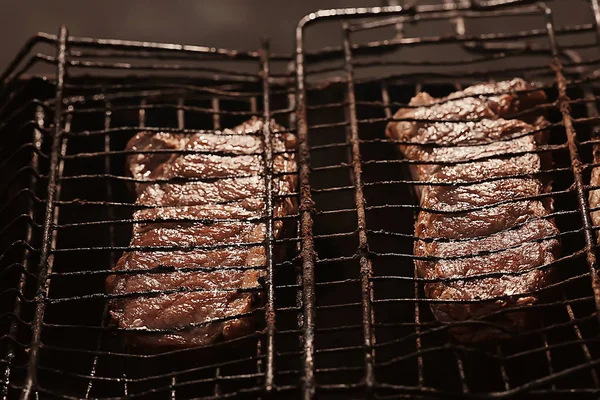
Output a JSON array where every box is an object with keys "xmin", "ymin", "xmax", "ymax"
[
  {"xmin": 260, "ymin": 38, "xmax": 277, "ymax": 392},
  {"xmin": 407, "ymin": 82, "xmax": 426, "ymax": 389},
  {"xmin": 177, "ymin": 97, "xmax": 184, "ymax": 130},
  {"xmin": 454, "ymin": 352, "xmax": 469, "ymax": 393},
  {"xmin": 448, "ymin": 81, "xmax": 470, "ymax": 395},
  {"xmin": 85, "ymin": 101, "xmax": 117, "ymax": 399},
  {"xmin": 1, "ymin": 105, "xmax": 44, "ymax": 400},
  {"xmin": 255, "ymin": 339, "xmax": 263, "ymax": 394},
  {"xmin": 211, "ymin": 97, "xmax": 221, "ymax": 130},
  {"xmin": 212, "ymin": 367, "xmax": 222, "ymax": 398},
  {"xmin": 212, "ymin": 98, "xmax": 221, "ymax": 130},
  {"xmin": 563, "ymin": 293, "xmax": 600, "ymax": 386},
  {"xmin": 565, "ymin": 48, "xmax": 600, "ymax": 389},
  {"xmin": 171, "ymin": 97, "xmax": 187, "ymax": 400},
  {"xmin": 541, "ymin": 333, "xmax": 556, "ymax": 391},
  {"xmin": 543, "ymin": 4, "xmax": 600, "ymax": 322},
  {"xmin": 342, "ymin": 23, "xmax": 376, "ymax": 392},
  {"xmin": 208, "ymin": 95, "xmax": 224, "ymax": 398},
  {"xmin": 591, "ymin": 0, "xmax": 600, "ymax": 44},
  {"xmin": 19, "ymin": 26, "xmax": 68, "ymax": 400},
  {"xmin": 42, "ymin": 107, "xmax": 70, "ymax": 374},
  {"xmin": 286, "ymin": 79, "xmax": 305, "ymax": 392},
  {"xmin": 295, "ymin": 18, "xmax": 318, "ymax": 400},
  {"xmin": 139, "ymin": 99, "xmax": 147, "ymax": 129},
  {"xmin": 496, "ymin": 344, "xmax": 511, "ymax": 391},
  {"xmin": 381, "ymin": 77, "xmax": 429, "ymax": 389}
]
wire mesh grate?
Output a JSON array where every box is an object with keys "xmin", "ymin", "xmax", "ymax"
[
  {"xmin": 1, "ymin": 0, "xmax": 600, "ymax": 399},
  {"xmin": 295, "ymin": 1, "xmax": 600, "ymax": 398}
]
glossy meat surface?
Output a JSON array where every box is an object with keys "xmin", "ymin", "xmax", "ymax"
[
  {"xmin": 107, "ymin": 118, "xmax": 297, "ymax": 347},
  {"xmin": 386, "ymin": 79, "xmax": 559, "ymax": 341}
]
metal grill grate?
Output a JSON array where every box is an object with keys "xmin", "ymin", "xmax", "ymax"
[
  {"xmin": 295, "ymin": 0, "xmax": 600, "ymax": 398},
  {"xmin": 0, "ymin": 0, "xmax": 599, "ymax": 399}
]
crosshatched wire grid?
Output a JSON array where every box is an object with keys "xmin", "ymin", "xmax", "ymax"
[
  {"xmin": 295, "ymin": 1, "xmax": 600, "ymax": 398},
  {"xmin": 1, "ymin": 1, "xmax": 600, "ymax": 399},
  {"xmin": 0, "ymin": 34, "xmax": 305, "ymax": 399}
]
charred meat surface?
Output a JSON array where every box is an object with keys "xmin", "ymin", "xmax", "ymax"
[
  {"xmin": 386, "ymin": 79, "xmax": 560, "ymax": 341},
  {"xmin": 107, "ymin": 118, "xmax": 297, "ymax": 347}
]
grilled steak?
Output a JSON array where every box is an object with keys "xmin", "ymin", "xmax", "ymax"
[
  {"xmin": 386, "ymin": 79, "xmax": 560, "ymax": 341},
  {"xmin": 106, "ymin": 118, "xmax": 297, "ymax": 347}
]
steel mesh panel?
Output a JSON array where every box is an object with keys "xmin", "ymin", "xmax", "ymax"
[
  {"xmin": 1, "ymin": 32, "xmax": 303, "ymax": 400},
  {"xmin": 1, "ymin": 0, "xmax": 600, "ymax": 398},
  {"xmin": 0, "ymin": 78, "xmax": 54, "ymax": 400},
  {"xmin": 295, "ymin": 1, "xmax": 600, "ymax": 398}
]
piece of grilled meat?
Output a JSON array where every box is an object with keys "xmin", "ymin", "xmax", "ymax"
[
  {"xmin": 386, "ymin": 79, "xmax": 559, "ymax": 342},
  {"xmin": 107, "ymin": 118, "xmax": 297, "ymax": 347}
]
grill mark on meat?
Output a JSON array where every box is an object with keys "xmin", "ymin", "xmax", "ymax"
[
  {"xmin": 107, "ymin": 118, "xmax": 297, "ymax": 347},
  {"xmin": 386, "ymin": 79, "xmax": 560, "ymax": 342},
  {"xmin": 417, "ymin": 200, "xmax": 550, "ymax": 240}
]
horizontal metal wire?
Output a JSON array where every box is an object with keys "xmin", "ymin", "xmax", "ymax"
[
  {"xmin": 39, "ymin": 333, "xmax": 267, "ymax": 359},
  {"xmin": 312, "ymin": 318, "xmax": 598, "ymax": 361},
  {"xmin": 53, "ymin": 193, "xmax": 299, "ymax": 208},
  {"xmin": 60, "ymin": 148, "xmax": 295, "ymax": 161},
  {"xmin": 52, "ymin": 214, "xmax": 299, "ymax": 229}
]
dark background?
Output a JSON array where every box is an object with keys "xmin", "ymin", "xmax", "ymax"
[{"xmin": 0, "ymin": 0, "xmax": 590, "ymax": 72}]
